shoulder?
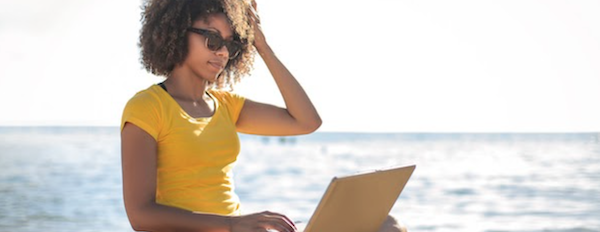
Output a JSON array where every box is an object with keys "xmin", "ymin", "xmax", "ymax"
[
  {"xmin": 125, "ymin": 85, "xmax": 164, "ymax": 108},
  {"xmin": 121, "ymin": 85, "xmax": 166, "ymax": 134},
  {"xmin": 122, "ymin": 85, "xmax": 167, "ymax": 118},
  {"xmin": 208, "ymin": 89, "xmax": 245, "ymax": 105},
  {"xmin": 208, "ymin": 89, "xmax": 246, "ymax": 122}
]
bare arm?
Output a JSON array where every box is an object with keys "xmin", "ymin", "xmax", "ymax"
[
  {"xmin": 121, "ymin": 123, "xmax": 231, "ymax": 232},
  {"xmin": 236, "ymin": 2, "xmax": 321, "ymax": 136},
  {"xmin": 121, "ymin": 123, "xmax": 296, "ymax": 232}
]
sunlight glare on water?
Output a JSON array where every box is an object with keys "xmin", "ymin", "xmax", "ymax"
[{"xmin": 0, "ymin": 128, "xmax": 599, "ymax": 232}]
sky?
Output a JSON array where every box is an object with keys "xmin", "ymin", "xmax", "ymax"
[{"xmin": 0, "ymin": 0, "xmax": 599, "ymax": 132}]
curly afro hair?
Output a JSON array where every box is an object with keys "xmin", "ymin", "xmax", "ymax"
[{"xmin": 139, "ymin": 0, "xmax": 255, "ymax": 90}]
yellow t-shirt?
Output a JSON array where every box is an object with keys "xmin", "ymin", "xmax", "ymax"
[{"xmin": 121, "ymin": 84, "xmax": 246, "ymax": 215}]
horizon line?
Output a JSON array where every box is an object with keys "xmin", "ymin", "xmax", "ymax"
[{"xmin": 0, "ymin": 125, "xmax": 598, "ymax": 134}]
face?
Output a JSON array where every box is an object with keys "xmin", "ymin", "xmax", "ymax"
[{"xmin": 183, "ymin": 13, "xmax": 237, "ymax": 83}]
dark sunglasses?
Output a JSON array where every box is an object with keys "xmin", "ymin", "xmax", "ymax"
[{"xmin": 187, "ymin": 28, "xmax": 243, "ymax": 59}]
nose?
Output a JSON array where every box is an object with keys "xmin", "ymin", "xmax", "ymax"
[{"xmin": 215, "ymin": 45, "xmax": 229, "ymax": 58}]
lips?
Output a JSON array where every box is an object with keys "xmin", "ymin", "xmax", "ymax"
[{"xmin": 208, "ymin": 60, "xmax": 225, "ymax": 71}]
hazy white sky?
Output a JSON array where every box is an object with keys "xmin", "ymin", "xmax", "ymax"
[{"xmin": 0, "ymin": 0, "xmax": 599, "ymax": 132}]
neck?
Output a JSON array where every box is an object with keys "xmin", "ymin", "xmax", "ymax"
[{"xmin": 164, "ymin": 68, "xmax": 209, "ymax": 102}]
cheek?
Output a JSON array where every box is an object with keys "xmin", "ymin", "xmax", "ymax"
[
  {"xmin": 188, "ymin": 37, "xmax": 206, "ymax": 54},
  {"xmin": 185, "ymin": 39, "xmax": 210, "ymax": 64}
]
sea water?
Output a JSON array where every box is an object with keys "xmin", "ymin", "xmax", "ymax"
[{"xmin": 0, "ymin": 127, "xmax": 599, "ymax": 232}]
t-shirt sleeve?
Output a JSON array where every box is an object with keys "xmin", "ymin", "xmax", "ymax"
[
  {"xmin": 120, "ymin": 92, "xmax": 161, "ymax": 141},
  {"xmin": 215, "ymin": 90, "xmax": 246, "ymax": 124}
]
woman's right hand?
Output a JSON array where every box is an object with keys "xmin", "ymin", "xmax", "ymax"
[{"xmin": 231, "ymin": 211, "xmax": 297, "ymax": 232}]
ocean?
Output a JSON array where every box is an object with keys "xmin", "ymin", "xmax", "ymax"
[{"xmin": 0, "ymin": 127, "xmax": 598, "ymax": 232}]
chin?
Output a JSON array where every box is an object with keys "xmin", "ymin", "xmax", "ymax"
[{"xmin": 197, "ymin": 72, "xmax": 220, "ymax": 84}]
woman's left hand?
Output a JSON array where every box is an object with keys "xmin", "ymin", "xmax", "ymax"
[{"xmin": 248, "ymin": 0, "xmax": 268, "ymax": 52}]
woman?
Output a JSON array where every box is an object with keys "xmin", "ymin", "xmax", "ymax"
[{"xmin": 121, "ymin": 0, "xmax": 404, "ymax": 231}]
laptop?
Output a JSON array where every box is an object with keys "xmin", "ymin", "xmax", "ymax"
[{"xmin": 300, "ymin": 165, "xmax": 416, "ymax": 232}]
